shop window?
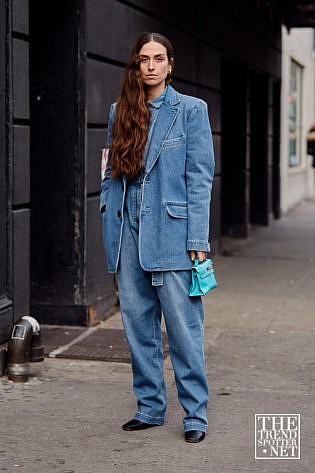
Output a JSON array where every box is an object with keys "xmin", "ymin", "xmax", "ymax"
[{"xmin": 288, "ymin": 59, "xmax": 303, "ymax": 167}]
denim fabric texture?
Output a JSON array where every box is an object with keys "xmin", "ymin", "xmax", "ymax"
[
  {"xmin": 117, "ymin": 176, "xmax": 208, "ymax": 431},
  {"xmin": 100, "ymin": 85, "xmax": 215, "ymax": 273}
]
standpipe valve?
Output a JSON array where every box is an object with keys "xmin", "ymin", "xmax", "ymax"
[{"xmin": 6, "ymin": 316, "xmax": 44, "ymax": 383}]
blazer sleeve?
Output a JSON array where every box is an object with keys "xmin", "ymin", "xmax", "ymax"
[
  {"xmin": 185, "ymin": 100, "xmax": 215, "ymax": 252},
  {"xmin": 100, "ymin": 103, "xmax": 115, "ymax": 212}
]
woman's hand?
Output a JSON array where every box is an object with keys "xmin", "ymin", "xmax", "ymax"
[{"xmin": 189, "ymin": 251, "xmax": 207, "ymax": 262}]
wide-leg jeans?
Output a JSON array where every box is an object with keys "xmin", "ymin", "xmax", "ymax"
[{"xmin": 117, "ymin": 178, "xmax": 208, "ymax": 432}]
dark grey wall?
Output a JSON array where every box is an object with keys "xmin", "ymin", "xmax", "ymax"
[
  {"xmin": 0, "ymin": 0, "xmax": 11, "ymax": 344},
  {"xmin": 12, "ymin": 0, "xmax": 30, "ymax": 319},
  {"xmin": 0, "ymin": 0, "xmax": 30, "ymax": 344}
]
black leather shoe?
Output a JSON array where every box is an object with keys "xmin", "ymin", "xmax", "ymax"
[
  {"xmin": 122, "ymin": 419, "xmax": 159, "ymax": 431},
  {"xmin": 185, "ymin": 430, "xmax": 206, "ymax": 443}
]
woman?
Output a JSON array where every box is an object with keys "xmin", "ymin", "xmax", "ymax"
[{"xmin": 100, "ymin": 32, "xmax": 215, "ymax": 443}]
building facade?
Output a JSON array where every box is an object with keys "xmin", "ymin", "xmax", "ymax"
[
  {"xmin": 1, "ymin": 0, "xmax": 314, "ymax": 342},
  {"xmin": 281, "ymin": 26, "xmax": 315, "ymax": 212}
]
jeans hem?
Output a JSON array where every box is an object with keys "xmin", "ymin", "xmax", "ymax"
[
  {"xmin": 184, "ymin": 423, "xmax": 208, "ymax": 432},
  {"xmin": 134, "ymin": 411, "xmax": 165, "ymax": 425}
]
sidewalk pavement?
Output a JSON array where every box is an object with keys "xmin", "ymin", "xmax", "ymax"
[{"xmin": 1, "ymin": 199, "xmax": 314, "ymax": 473}]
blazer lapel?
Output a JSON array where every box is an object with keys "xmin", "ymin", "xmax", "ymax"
[{"xmin": 145, "ymin": 87, "xmax": 181, "ymax": 173}]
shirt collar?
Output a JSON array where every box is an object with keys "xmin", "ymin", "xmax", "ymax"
[{"xmin": 148, "ymin": 86, "xmax": 168, "ymax": 109}]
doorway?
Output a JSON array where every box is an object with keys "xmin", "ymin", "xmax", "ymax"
[
  {"xmin": 221, "ymin": 57, "xmax": 249, "ymax": 237},
  {"xmin": 272, "ymin": 80, "xmax": 281, "ymax": 219},
  {"xmin": 29, "ymin": 1, "xmax": 84, "ymax": 320},
  {"xmin": 249, "ymin": 70, "xmax": 269, "ymax": 225}
]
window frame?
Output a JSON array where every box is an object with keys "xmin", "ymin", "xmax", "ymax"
[{"xmin": 288, "ymin": 58, "xmax": 304, "ymax": 169}]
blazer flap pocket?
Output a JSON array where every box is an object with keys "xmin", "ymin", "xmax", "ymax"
[{"xmin": 166, "ymin": 203, "xmax": 188, "ymax": 219}]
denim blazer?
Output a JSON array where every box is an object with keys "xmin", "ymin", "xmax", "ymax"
[{"xmin": 100, "ymin": 85, "xmax": 215, "ymax": 273}]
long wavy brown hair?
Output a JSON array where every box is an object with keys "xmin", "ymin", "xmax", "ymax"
[{"xmin": 110, "ymin": 32, "xmax": 174, "ymax": 180}]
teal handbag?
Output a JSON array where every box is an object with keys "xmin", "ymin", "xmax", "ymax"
[{"xmin": 189, "ymin": 258, "xmax": 218, "ymax": 297}]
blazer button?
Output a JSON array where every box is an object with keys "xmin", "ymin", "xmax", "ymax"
[{"xmin": 117, "ymin": 210, "xmax": 121, "ymax": 218}]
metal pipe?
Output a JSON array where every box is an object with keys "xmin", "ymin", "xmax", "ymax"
[{"xmin": 6, "ymin": 316, "xmax": 43, "ymax": 383}]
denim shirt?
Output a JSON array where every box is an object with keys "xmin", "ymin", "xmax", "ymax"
[
  {"xmin": 145, "ymin": 87, "xmax": 167, "ymax": 163},
  {"xmin": 101, "ymin": 85, "xmax": 215, "ymax": 273}
]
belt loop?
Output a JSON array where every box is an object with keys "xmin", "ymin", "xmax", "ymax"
[{"xmin": 152, "ymin": 272, "xmax": 163, "ymax": 286}]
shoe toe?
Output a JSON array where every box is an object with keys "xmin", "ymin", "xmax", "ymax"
[
  {"xmin": 185, "ymin": 430, "xmax": 206, "ymax": 443},
  {"xmin": 122, "ymin": 419, "xmax": 159, "ymax": 431}
]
